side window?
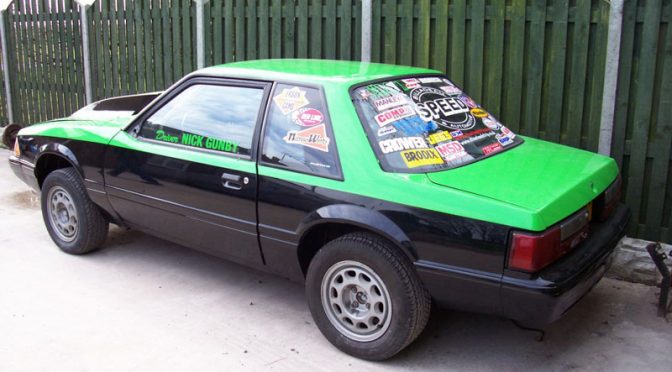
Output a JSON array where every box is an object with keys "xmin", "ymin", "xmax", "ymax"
[
  {"xmin": 139, "ymin": 84, "xmax": 265, "ymax": 157},
  {"xmin": 261, "ymin": 84, "xmax": 341, "ymax": 179}
]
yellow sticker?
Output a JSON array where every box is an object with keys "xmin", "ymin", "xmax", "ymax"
[
  {"xmin": 471, "ymin": 108, "xmax": 489, "ymax": 118},
  {"xmin": 400, "ymin": 148, "xmax": 444, "ymax": 168},
  {"xmin": 273, "ymin": 87, "xmax": 310, "ymax": 115},
  {"xmin": 427, "ymin": 131, "xmax": 453, "ymax": 145}
]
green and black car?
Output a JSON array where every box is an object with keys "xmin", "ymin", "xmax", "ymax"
[{"xmin": 9, "ymin": 60, "xmax": 629, "ymax": 360}]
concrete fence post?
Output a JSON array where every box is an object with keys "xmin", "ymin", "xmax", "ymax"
[
  {"xmin": 0, "ymin": 9, "xmax": 14, "ymax": 123},
  {"xmin": 361, "ymin": 0, "xmax": 372, "ymax": 62},
  {"xmin": 194, "ymin": 0, "xmax": 208, "ymax": 69},
  {"xmin": 598, "ymin": 0, "xmax": 625, "ymax": 156},
  {"xmin": 75, "ymin": 0, "xmax": 95, "ymax": 104}
]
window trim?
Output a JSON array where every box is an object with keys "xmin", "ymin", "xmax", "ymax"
[
  {"xmin": 127, "ymin": 76, "xmax": 272, "ymax": 162},
  {"xmin": 257, "ymin": 81, "xmax": 344, "ymax": 181}
]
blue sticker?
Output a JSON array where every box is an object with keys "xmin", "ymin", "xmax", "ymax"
[{"xmin": 393, "ymin": 116, "xmax": 438, "ymax": 136}]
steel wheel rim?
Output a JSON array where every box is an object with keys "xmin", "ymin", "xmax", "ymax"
[
  {"xmin": 321, "ymin": 260, "xmax": 392, "ymax": 342},
  {"xmin": 47, "ymin": 186, "xmax": 78, "ymax": 242}
]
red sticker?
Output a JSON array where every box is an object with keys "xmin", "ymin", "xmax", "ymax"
[
  {"xmin": 482, "ymin": 142, "xmax": 503, "ymax": 155},
  {"xmin": 292, "ymin": 108, "xmax": 324, "ymax": 127}
]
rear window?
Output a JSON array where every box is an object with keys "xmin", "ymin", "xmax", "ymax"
[{"xmin": 351, "ymin": 76, "xmax": 522, "ymax": 173}]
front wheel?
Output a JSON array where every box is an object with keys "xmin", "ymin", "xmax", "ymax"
[
  {"xmin": 306, "ymin": 233, "xmax": 431, "ymax": 360},
  {"xmin": 41, "ymin": 168, "xmax": 108, "ymax": 254}
]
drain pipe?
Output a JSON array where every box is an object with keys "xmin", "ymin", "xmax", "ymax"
[{"xmin": 598, "ymin": 0, "xmax": 624, "ymax": 156}]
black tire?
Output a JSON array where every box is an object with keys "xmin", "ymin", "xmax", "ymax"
[
  {"xmin": 305, "ymin": 232, "xmax": 431, "ymax": 360},
  {"xmin": 41, "ymin": 167, "xmax": 108, "ymax": 254}
]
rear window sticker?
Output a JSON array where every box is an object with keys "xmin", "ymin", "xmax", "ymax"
[
  {"xmin": 419, "ymin": 77, "xmax": 443, "ymax": 84},
  {"xmin": 410, "ymin": 87, "xmax": 475, "ymax": 130},
  {"xmin": 402, "ymin": 78, "xmax": 421, "ymax": 89},
  {"xmin": 283, "ymin": 123, "xmax": 330, "ymax": 152},
  {"xmin": 427, "ymin": 130, "xmax": 453, "ymax": 145},
  {"xmin": 274, "ymin": 87, "xmax": 310, "ymax": 115},
  {"xmin": 482, "ymin": 142, "xmax": 503, "ymax": 155},
  {"xmin": 400, "ymin": 148, "xmax": 444, "ymax": 168},
  {"xmin": 377, "ymin": 126, "xmax": 397, "ymax": 137},
  {"xmin": 482, "ymin": 117, "xmax": 501, "ymax": 130},
  {"xmin": 379, "ymin": 136, "xmax": 428, "ymax": 154},
  {"xmin": 375, "ymin": 105, "xmax": 416, "ymax": 127},
  {"xmin": 470, "ymin": 108, "xmax": 489, "ymax": 118},
  {"xmin": 435, "ymin": 141, "xmax": 468, "ymax": 162}
]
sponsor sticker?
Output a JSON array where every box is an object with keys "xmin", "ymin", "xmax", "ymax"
[
  {"xmin": 400, "ymin": 148, "xmax": 444, "ymax": 168},
  {"xmin": 377, "ymin": 126, "xmax": 397, "ymax": 137},
  {"xmin": 439, "ymin": 85, "xmax": 463, "ymax": 95},
  {"xmin": 459, "ymin": 94, "xmax": 478, "ymax": 109},
  {"xmin": 273, "ymin": 87, "xmax": 310, "ymax": 115},
  {"xmin": 427, "ymin": 131, "xmax": 453, "ymax": 145},
  {"xmin": 482, "ymin": 142, "xmax": 503, "ymax": 155},
  {"xmin": 371, "ymin": 94, "xmax": 408, "ymax": 112},
  {"xmin": 283, "ymin": 124, "xmax": 330, "ymax": 152},
  {"xmin": 410, "ymin": 87, "xmax": 475, "ymax": 130},
  {"xmin": 482, "ymin": 117, "xmax": 501, "ymax": 130},
  {"xmin": 374, "ymin": 105, "xmax": 416, "ymax": 127},
  {"xmin": 471, "ymin": 108, "xmax": 489, "ymax": 118},
  {"xmin": 442, "ymin": 78, "xmax": 455, "ymax": 86},
  {"xmin": 435, "ymin": 141, "xmax": 468, "ymax": 162},
  {"xmin": 497, "ymin": 134, "xmax": 513, "ymax": 146},
  {"xmin": 500, "ymin": 126, "xmax": 516, "ymax": 139},
  {"xmin": 291, "ymin": 107, "xmax": 324, "ymax": 127},
  {"xmin": 379, "ymin": 136, "xmax": 428, "ymax": 154},
  {"xmin": 450, "ymin": 130, "xmax": 463, "ymax": 138},
  {"xmin": 402, "ymin": 78, "xmax": 421, "ymax": 89},
  {"xmin": 419, "ymin": 77, "xmax": 443, "ymax": 83}
]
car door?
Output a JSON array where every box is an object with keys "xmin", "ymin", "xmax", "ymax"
[{"xmin": 103, "ymin": 77, "xmax": 270, "ymax": 265}]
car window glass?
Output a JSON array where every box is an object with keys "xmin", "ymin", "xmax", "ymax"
[
  {"xmin": 352, "ymin": 76, "xmax": 522, "ymax": 173},
  {"xmin": 261, "ymin": 84, "xmax": 340, "ymax": 179},
  {"xmin": 139, "ymin": 84, "xmax": 264, "ymax": 157}
]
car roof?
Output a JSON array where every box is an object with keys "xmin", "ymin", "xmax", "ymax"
[{"xmin": 197, "ymin": 59, "xmax": 441, "ymax": 87}]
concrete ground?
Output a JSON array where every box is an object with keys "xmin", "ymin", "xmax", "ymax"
[{"xmin": 1, "ymin": 149, "xmax": 671, "ymax": 372}]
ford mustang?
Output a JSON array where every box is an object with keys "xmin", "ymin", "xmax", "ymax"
[{"xmin": 8, "ymin": 59, "xmax": 629, "ymax": 360}]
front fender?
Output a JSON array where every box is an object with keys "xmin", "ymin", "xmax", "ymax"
[{"xmin": 297, "ymin": 204, "xmax": 417, "ymax": 260}]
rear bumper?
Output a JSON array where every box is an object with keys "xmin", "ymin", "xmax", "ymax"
[
  {"xmin": 500, "ymin": 203, "xmax": 630, "ymax": 325},
  {"xmin": 9, "ymin": 155, "xmax": 39, "ymax": 191}
]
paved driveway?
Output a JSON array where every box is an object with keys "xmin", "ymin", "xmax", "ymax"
[{"xmin": 1, "ymin": 149, "xmax": 671, "ymax": 371}]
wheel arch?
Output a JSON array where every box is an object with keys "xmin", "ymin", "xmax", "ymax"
[
  {"xmin": 296, "ymin": 204, "xmax": 416, "ymax": 276},
  {"xmin": 34, "ymin": 143, "xmax": 83, "ymax": 188}
]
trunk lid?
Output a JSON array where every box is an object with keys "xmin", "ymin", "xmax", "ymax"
[{"xmin": 425, "ymin": 137, "xmax": 618, "ymax": 229}]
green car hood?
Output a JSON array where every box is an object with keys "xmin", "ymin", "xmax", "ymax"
[
  {"xmin": 426, "ymin": 137, "xmax": 619, "ymax": 229},
  {"xmin": 18, "ymin": 117, "xmax": 130, "ymax": 145}
]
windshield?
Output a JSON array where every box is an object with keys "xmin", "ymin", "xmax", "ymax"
[{"xmin": 352, "ymin": 75, "xmax": 523, "ymax": 173}]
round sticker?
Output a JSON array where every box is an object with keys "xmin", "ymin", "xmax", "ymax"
[
  {"xmin": 410, "ymin": 87, "xmax": 475, "ymax": 131},
  {"xmin": 292, "ymin": 108, "xmax": 324, "ymax": 127},
  {"xmin": 471, "ymin": 108, "xmax": 489, "ymax": 118}
]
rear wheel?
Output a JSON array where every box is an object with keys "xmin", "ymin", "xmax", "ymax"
[
  {"xmin": 41, "ymin": 168, "xmax": 108, "ymax": 254},
  {"xmin": 306, "ymin": 232, "xmax": 431, "ymax": 360}
]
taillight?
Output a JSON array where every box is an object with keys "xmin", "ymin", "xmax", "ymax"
[
  {"xmin": 508, "ymin": 209, "xmax": 590, "ymax": 272},
  {"xmin": 599, "ymin": 175, "xmax": 621, "ymax": 221},
  {"xmin": 13, "ymin": 138, "xmax": 20, "ymax": 157}
]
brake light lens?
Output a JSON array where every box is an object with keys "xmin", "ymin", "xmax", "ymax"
[
  {"xmin": 508, "ymin": 210, "xmax": 590, "ymax": 272},
  {"xmin": 600, "ymin": 175, "xmax": 621, "ymax": 221},
  {"xmin": 13, "ymin": 138, "xmax": 20, "ymax": 157}
]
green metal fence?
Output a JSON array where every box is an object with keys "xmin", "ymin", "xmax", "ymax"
[{"xmin": 0, "ymin": 0, "xmax": 670, "ymax": 243}]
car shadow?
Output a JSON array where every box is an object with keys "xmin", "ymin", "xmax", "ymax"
[{"xmin": 92, "ymin": 226, "xmax": 643, "ymax": 369}]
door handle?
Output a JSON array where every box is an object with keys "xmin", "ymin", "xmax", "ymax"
[{"xmin": 221, "ymin": 173, "xmax": 243, "ymax": 190}]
